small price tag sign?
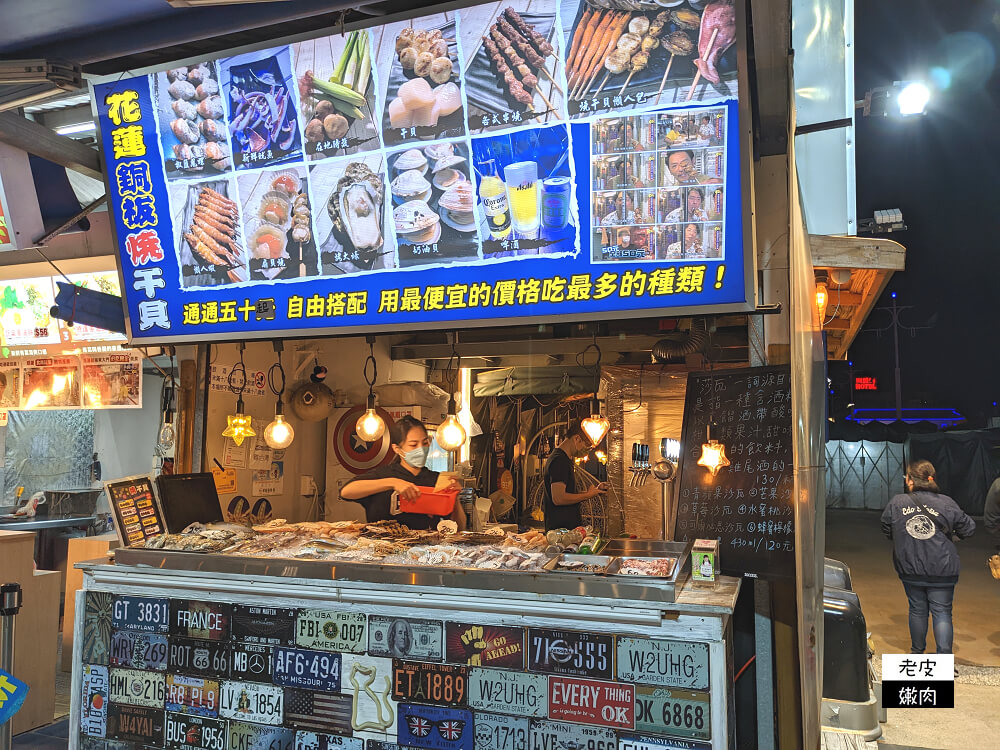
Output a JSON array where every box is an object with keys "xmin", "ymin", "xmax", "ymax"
[{"xmin": 882, "ymin": 654, "xmax": 954, "ymax": 708}]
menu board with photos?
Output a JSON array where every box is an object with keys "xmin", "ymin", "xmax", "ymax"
[
  {"xmin": 94, "ymin": 0, "xmax": 750, "ymax": 344},
  {"xmin": 675, "ymin": 365, "xmax": 794, "ymax": 580},
  {"xmin": 105, "ymin": 474, "xmax": 165, "ymax": 546}
]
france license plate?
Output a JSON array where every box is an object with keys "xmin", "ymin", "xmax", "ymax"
[
  {"xmin": 274, "ymin": 646, "xmax": 342, "ymax": 692},
  {"xmin": 110, "ymin": 630, "xmax": 168, "ymax": 671},
  {"xmin": 165, "ymin": 712, "xmax": 228, "ymax": 750},
  {"xmin": 398, "ymin": 703, "xmax": 474, "ymax": 750},
  {"xmin": 473, "ymin": 712, "xmax": 529, "ymax": 750},
  {"xmin": 219, "ymin": 679, "xmax": 284, "ymax": 725},
  {"xmin": 232, "ymin": 604, "xmax": 296, "ymax": 646},
  {"xmin": 548, "ymin": 677, "xmax": 634, "ymax": 729},
  {"xmin": 618, "ymin": 734, "xmax": 712, "ymax": 750},
  {"xmin": 295, "ymin": 730, "xmax": 365, "ymax": 749},
  {"xmin": 170, "ymin": 600, "xmax": 232, "ymax": 641},
  {"xmin": 368, "ymin": 616, "xmax": 442, "ymax": 661},
  {"xmin": 528, "ymin": 719, "xmax": 616, "ymax": 750},
  {"xmin": 284, "ymin": 688, "xmax": 354, "ymax": 734},
  {"xmin": 229, "ymin": 720, "xmax": 295, "ymax": 750},
  {"xmin": 80, "ymin": 664, "xmax": 109, "ymax": 737},
  {"xmin": 527, "ymin": 629, "xmax": 613, "ymax": 679},
  {"xmin": 169, "ymin": 637, "xmax": 230, "ymax": 678},
  {"xmin": 467, "ymin": 668, "xmax": 547, "ymax": 717},
  {"xmin": 341, "ymin": 654, "xmax": 398, "ymax": 736},
  {"xmin": 107, "ymin": 703, "xmax": 164, "ymax": 745},
  {"xmin": 392, "ymin": 661, "xmax": 467, "ymax": 707},
  {"xmin": 110, "ymin": 667, "xmax": 166, "ymax": 708},
  {"xmin": 166, "ymin": 674, "xmax": 221, "ymax": 716},
  {"xmin": 296, "ymin": 609, "xmax": 367, "ymax": 653},
  {"xmin": 112, "ymin": 596, "xmax": 170, "ymax": 633},
  {"xmin": 633, "ymin": 687, "xmax": 711, "ymax": 741},
  {"xmin": 445, "ymin": 623, "xmax": 524, "ymax": 669},
  {"xmin": 231, "ymin": 643, "xmax": 275, "ymax": 682},
  {"xmin": 615, "ymin": 638, "xmax": 709, "ymax": 690}
]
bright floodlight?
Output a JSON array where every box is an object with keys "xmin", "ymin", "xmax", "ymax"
[{"xmin": 897, "ymin": 82, "xmax": 930, "ymax": 116}]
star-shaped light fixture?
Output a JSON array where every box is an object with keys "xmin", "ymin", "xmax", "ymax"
[
  {"xmin": 697, "ymin": 423, "xmax": 730, "ymax": 477},
  {"xmin": 222, "ymin": 412, "xmax": 255, "ymax": 447}
]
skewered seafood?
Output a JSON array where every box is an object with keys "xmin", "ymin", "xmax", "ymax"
[
  {"xmin": 629, "ymin": 16, "xmax": 651, "ymax": 35},
  {"xmin": 291, "ymin": 193, "xmax": 311, "ymax": 244},
  {"xmin": 185, "ymin": 232, "xmax": 226, "ymax": 266},
  {"xmin": 663, "ymin": 30, "xmax": 695, "ymax": 56},
  {"xmin": 695, "ymin": 0, "xmax": 736, "ymax": 84},
  {"xmin": 604, "ymin": 49, "xmax": 632, "ymax": 75},
  {"xmin": 489, "ymin": 28, "xmax": 538, "ymax": 90},
  {"xmin": 671, "ymin": 8, "xmax": 702, "ymax": 30}
]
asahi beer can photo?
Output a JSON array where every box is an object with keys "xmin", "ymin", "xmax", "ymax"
[{"xmin": 368, "ymin": 616, "xmax": 443, "ymax": 661}]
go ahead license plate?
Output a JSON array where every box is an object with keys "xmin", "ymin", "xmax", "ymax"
[
  {"xmin": 633, "ymin": 687, "xmax": 711, "ymax": 741},
  {"xmin": 219, "ymin": 680, "xmax": 284, "ymax": 725},
  {"xmin": 274, "ymin": 647, "xmax": 342, "ymax": 692}
]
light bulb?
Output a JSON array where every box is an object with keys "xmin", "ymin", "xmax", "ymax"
[
  {"xmin": 264, "ymin": 414, "xmax": 294, "ymax": 449},
  {"xmin": 697, "ymin": 439, "xmax": 730, "ymax": 477},
  {"xmin": 356, "ymin": 408, "xmax": 386, "ymax": 442},
  {"xmin": 815, "ymin": 282, "xmax": 829, "ymax": 321},
  {"xmin": 157, "ymin": 421, "xmax": 175, "ymax": 450},
  {"xmin": 581, "ymin": 414, "xmax": 610, "ymax": 446},
  {"xmin": 437, "ymin": 414, "xmax": 467, "ymax": 452},
  {"xmin": 222, "ymin": 413, "xmax": 255, "ymax": 447}
]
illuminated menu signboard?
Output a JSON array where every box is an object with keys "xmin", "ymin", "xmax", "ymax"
[{"xmin": 93, "ymin": 0, "xmax": 752, "ymax": 344}]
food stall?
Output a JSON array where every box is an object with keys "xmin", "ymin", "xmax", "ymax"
[{"xmin": 67, "ymin": 1, "xmax": 806, "ymax": 749}]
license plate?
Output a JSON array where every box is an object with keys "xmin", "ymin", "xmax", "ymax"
[
  {"xmin": 616, "ymin": 639, "xmax": 709, "ymax": 691},
  {"xmin": 473, "ymin": 712, "xmax": 529, "ymax": 750},
  {"xmin": 633, "ymin": 687, "xmax": 711, "ymax": 741},
  {"xmin": 110, "ymin": 630, "xmax": 168, "ymax": 671},
  {"xmin": 166, "ymin": 674, "xmax": 221, "ymax": 716},
  {"xmin": 284, "ymin": 688, "xmax": 354, "ymax": 734},
  {"xmin": 171, "ymin": 600, "xmax": 232, "ymax": 641},
  {"xmin": 219, "ymin": 680, "xmax": 284, "ymax": 725},
  {"xmin": 618, "ymin": 734, "xmax": 712, "ymax": 750},
  {"xmin": 165, "ymin": 712, "xmax": 228, "ymax": 750},
  {"xmin": 110, "ymin": 667, "xmax": 166, "ymax": 708},
  {"xmin": 82, "ymin": 591, "xmax": 113, "ymax": 666},
  {"xmin": 392, "ymin": 661, "xmax": 467, "ymax": 707},
  {"xmin": 81, "ymin": 664, "xmax": 109, "ymax": 737},
  {"xmin": 297, "ymin": 609, "xmax": 367, "ymax": 653},
  {"xmin": 527, "ymin": 629, "xmax": 613, "ymax": 679},
  {"xmin": 468, "ymin": 668, "xmax": 547, "ymax": 717},
  {"xmin": 169, "ymin": 637, "xmax": 230, "ymax": 677},
  {"xmin": 274, "ymin": 647, "xmax": 342, "ymax": 692},
  {"xmin": 296, "ymin": 731, "xmax": 365, "ymax": 749},
  {"xmin": 232, "ymin": 605, "xmax": 296, "ymax": 646},
  {"xmin": 107, "ymin": 703, "xmax": 164, "ymax": 745},
  {"xmin": 113, "ymin": 596, "xmax": 170, "ymax": 633},
  {"xmin": 231, "ymin": 643, "xmax": 274, "ymax": 682},
  {"xmin": 368, "ymin": 616, "xmax": 442, "ymax": 661},
  {"xmin": 366, "ymin": 742, "xmax": 410, "ymax": 750},
  {"xmin": 528, "ymin": 719, "xmax": 616, "ymax": 750},
  {"xmin": 445, "ymin": 623, "xmax": 524, "ymax": 669},
  {"xmin": 229, "ymin": 720, "xmax": 295, "ymax": 750},
  {"xmin": 548, "ymin": 677, "xmax": 634, "ymax": 729},
  {"xmin": 341, "ymin": 654, "xmax": 398, "ymax": 736},
  {"xmin": 398, "ymin": 703, "xmax": 473, "ymax": 750}
]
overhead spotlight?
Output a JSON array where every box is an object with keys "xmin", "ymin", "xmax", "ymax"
[{"xmin": 896, "ymin": 82, "xmax": 931, "ymax": 116}]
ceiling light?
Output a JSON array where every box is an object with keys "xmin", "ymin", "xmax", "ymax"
[
  {"xmin": 223, "ymin": 343, "xmax": 255, "ymax": 446},
  {"xmin": 697, "ymin": 423, "xmax": 730, "ymax": 477},
  {"xmin": 54, "ymin": 121, "xmax": 96, "ymax": 136},
  {"xmin": 815, "ymin": 281, "xmax": 829, "ymax": 321},
  {"xmin": 264, "ymin": 342, "xmax": 294, "ymax": 449},
  {"xmin": 436, "ymin": 335, "xmax": 467, "ymax": 452},
  {"xmin": 356, "ymin": 336, "xmax": 386, "ymax": 442},
  {"xmin": 896, "ymin": 82, "xmax": 930, "ymax": 116}
]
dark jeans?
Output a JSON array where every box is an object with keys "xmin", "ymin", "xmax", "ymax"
[{"xmin": 902, "ymin": 581, "xmax": 955, "ymax": 654}]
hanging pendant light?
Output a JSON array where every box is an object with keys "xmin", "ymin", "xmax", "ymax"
[
  {"xmin": 697, "ymin": 422, "xmax": 730, "ymax": 477},
  {"xmin": 578, "ymin": 335, "xmax": 609, "ymax": 446},
  {"xmin": 157, "ymin": 352, "xmax": 177, "ymax": 452},
  {"xmin": 356, "ymin": 335, "xmax": 386, "ymax": 442},
  {"xmin": 264, "ymin": 342, "xmax": 294, "ymax": 449},
  {"xmin": 436, "ymin": 335, "xmax": 467, "ymax": 452},
  {"xmin": 223, "ymin": 342, "xmax": 256, "ymax": 447}
]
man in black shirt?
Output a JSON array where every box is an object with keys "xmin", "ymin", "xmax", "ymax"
[{"xmin": 543, "ymin": 419, "xmax": 608, "ymax": 531}]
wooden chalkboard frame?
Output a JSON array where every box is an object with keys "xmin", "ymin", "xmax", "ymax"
[
  {"xmin": 104, "ymin": 473, "xmax": 166, "ymax": 548},
  {"xmin": 675, "ymin": 365, "xmax": 795, "ymax": 580}
]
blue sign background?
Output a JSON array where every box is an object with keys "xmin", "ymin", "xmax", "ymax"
[{"xmin": 0, "ymin": 668, "xmax": 29, "ymax": 727}]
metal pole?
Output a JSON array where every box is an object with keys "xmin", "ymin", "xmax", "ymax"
[
  {"xmin": 891, "ymin": 295, "xmax": 902, "ymax": 419},
  {"xmin": 0, "ymin": 582, "xmax": 24, "ymax": 750}
]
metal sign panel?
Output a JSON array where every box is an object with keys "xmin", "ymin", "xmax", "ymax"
[
  {"xmin": 615, "ymin": 638, "xmax": 709, "ymax": 690},
  {"xmin": 468, "ymin": 668, "xmax": 547, "ymax": 718},
  {"xmin": 341, "ymin": 654, "xmax": 397, "ymax": 738},
  {"xmin": 618, "ymin": 734, "xmax": 712, "ymax": 750},
  {"xmin": 109, "ymin": 667, "xmax": 167, "ymax": 708},
  {"xmin": 232, "ymin": 604, "xmax": 296, "ymax": 646},
  {"xmin": 107, "ymin": 703, "xmax": 165, "ymax": 745},
  {"xmin": 219, "ymin": 680, "xmax": 284, "ymax": 725},
  {"xmin": 526, "ymin": 628, "xmax": 613, "ymax": 679},
  {"xmin": 169, "ymin": 637, "xmax": 230, "ymax": 678},
  {"xmin": 166, "ymin": 673, "xmax": 221, "ymax": 717},
  {"xmin": 170, "ymin": 600, "xmax": 232, "ymax": 640},
  {"xmin": 473, "ymin": 712, "xmax": 529, "ymax": 750},
  {"xmin": 165, "ymin": 712, "xmax": 228, "ymax": 750},
  {"xmin": 110, "ymin": 630, "xmax": 168, "ymax": 671},
  {"xmin": 284, "ymin": 688, "xmax": 355, "ymax": 735},
  {"xmin": 81, "ymin": 663, "xmax": 109, "ymax": 738},
  {"xmin": 230, "ymin": 643, "xmax": 275, "ymax": 683},
  {"xmin": 633, "ymin": 687, "xmax": 711, "ymax": 742},
  {"xmin": 229, "ymin": 720, "xmax": 295, "ymax": 750},
  {"xmin": 296, "ymin": 731, "xmax": 365, "ymax": 750},
  {"xmin": 392, "ymin": 660, "xmax": 468, "ymax": 707},
  {"xmin": 445, "ymin": 623, "xmax": 524, "ymax": 669},
  {"xmin": 398, "ymin": 703, "xmax": 474, "ymax": 750},
  {"xmin": 274, "ymin": 646, "xmax": 343, "ymax": 692},
  {"xmin": 547, "ymin": 676, "xmax": 634, "ymax": 729},
  {"xmin": 296, "ymin": 609, "xmax": 367, "ymax": 653},
  {"xmin": 368, "ymin": 616, "xmax": 442, "ymax": 661},
  {"xmin": 112, "ymin": 595, "xmax": 170, "ymax": 633},
  {"xmin": 528, "ymin": 719, "xmax": 615, "ymax": 750}
]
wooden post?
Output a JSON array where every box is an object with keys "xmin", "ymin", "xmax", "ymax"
[{"xmin": 176, "ymin": 358, "xmax": 199, "ymax": 474}]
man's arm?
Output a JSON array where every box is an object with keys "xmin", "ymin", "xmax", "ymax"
[
  {"xmin": 550, "ymin": 481, "xmax": 598, "ymax": 506},
  {"xmin": 880, "ymin": 502, "xmax": 894, "ymax": 539},
  {"xmin": 341, "ymin": 476, "xmax": 418, "ymax": 501},
  {"xmin": 984, "ymin": 479, "xmax": 1000, "ymax": 541}
]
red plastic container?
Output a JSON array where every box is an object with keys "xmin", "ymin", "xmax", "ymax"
[{"xmin": 396, "ymin": 487, "xmax": 458, "ymax": 516}]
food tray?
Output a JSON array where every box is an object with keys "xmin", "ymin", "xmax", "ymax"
[
  {"xmin": 601, "ymin": 539, "xmax": 690, "ymax": 557},
  {"xmin": 606, "ymin": 555, "xmax": 677, "ymax": 578},
  {"xmin": 543, "ymin": 554, "xmax": 614, "ymax": 574},
  {"xmin": 394, "ymin": 487, "xmax": 458, "ymax": 516}
]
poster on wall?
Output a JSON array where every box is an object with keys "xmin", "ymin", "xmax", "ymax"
[
  {"xmin": 0, "ymin": 351, "xmax": 142, "ymax": 411},
  {"xmin": 93, "ymin": 0, "xmax": 751, "ymax": 344}
]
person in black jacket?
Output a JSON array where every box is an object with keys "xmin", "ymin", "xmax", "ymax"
[
  {"xmin": 984, "ymin": 476, "xmax": 1000, "ymax": 551},
  {"xmin": 881, "ymin": 459, "xmax": 976, "ymax": 654}
]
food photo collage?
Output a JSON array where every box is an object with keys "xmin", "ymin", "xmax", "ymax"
[{"xmin": 134, "ymin": 0, "xmax": 735, "ymax": 288}]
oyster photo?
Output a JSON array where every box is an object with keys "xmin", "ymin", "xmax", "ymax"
[{"xmin": 327, "ymin": 161, "xmax": 384, "ymax": 253}]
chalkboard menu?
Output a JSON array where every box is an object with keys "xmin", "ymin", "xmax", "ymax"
[
  {"xmin": 675, "ymin": 365, "xmax": 794, "ymax": 580},
  {"xmin": 104, "ymin": 474, "xmax": 164, "ymax": 547}
]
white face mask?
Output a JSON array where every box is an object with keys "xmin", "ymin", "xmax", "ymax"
[{"xmin": 400, "ymin": 445, "xmax": 430, "ymax": 469}]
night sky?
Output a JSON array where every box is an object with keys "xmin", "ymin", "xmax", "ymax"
[{"xmin": 848, "ymin": 0, "xmax": 1000, "ymax": 424}]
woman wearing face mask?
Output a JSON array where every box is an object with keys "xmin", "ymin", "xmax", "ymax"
[{"xmin": 340, "ymin": 415, "xmax": 465, "ymax": 529}]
